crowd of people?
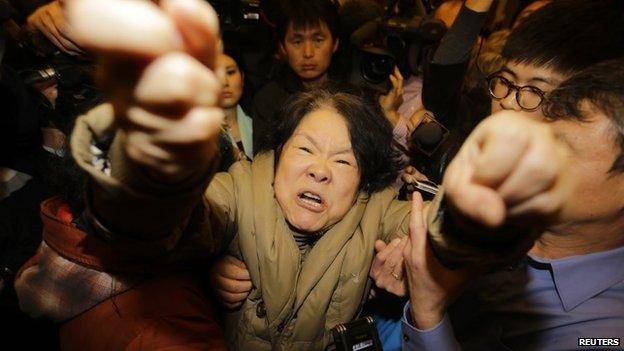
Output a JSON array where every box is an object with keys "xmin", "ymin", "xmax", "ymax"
[{"xmin": 1, "ymin": 0, "xmax": 623, "ymax": 350}]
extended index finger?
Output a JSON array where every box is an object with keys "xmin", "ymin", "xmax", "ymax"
[{"xmin": 409, "ymin": 192, "xmax": 426, "ymax": 254}]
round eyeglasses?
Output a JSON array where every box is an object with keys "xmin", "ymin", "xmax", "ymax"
[{"xmin": 487, "ymin": 74, "xmax": 547, "ymax": 111}]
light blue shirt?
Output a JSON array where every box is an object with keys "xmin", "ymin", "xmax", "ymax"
[
  {"xmin": 226, "ymin": 105, "xmax": 253, "ymax": 159},
  {"xmin": 400, "ymin": 245, "xmax": 624, "ymax": 350}
]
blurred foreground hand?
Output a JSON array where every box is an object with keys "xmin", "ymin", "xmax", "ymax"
[{"xmin": 66, "ymin": 0, "xmax": 224, "ymax": 182}]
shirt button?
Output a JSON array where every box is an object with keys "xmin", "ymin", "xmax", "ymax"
[
  {"xmin": 403, "ymin": 334, "xmax": 409, "ymax": 342},
  {"xmin": 256, "ymin": 301, "xmax": 266, "ymax": 318}
]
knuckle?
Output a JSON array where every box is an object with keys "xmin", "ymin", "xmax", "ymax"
[{"xmin": 137, "ymin": 53, "xmax": 210, "ymax": 104}]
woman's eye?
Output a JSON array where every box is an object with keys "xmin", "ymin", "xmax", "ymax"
[
  {"xmin": 336, "ymin": 160, "xmax": 351, "ymax": 165},
  {"xmin": 298, "ymin": 147, "xmax": 312, "ymax": 153}
]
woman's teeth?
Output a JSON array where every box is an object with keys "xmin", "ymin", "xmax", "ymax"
[{"xmin": 301, "ymin": 192, "xmax": 322, "ymax": 205}]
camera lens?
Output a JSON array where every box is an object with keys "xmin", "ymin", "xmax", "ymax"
[{"xmin": 361, "ymin": 51, "xmax": 394, "ymax": 84}]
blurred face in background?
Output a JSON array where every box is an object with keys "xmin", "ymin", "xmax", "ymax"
[
  {"xmin": 280, "ymin": 21, "xmax": 339, "ymax": 83},
  {"xmin": 217, "ymin": 54, "xmax": 244, "ymax": 109}
]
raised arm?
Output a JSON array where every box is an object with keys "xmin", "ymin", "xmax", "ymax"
[
  {"xmin": 399, "ymin": 111, "xmax": 573, "ymax": 349},
  {"xmin": 67, "ymin": 0, "xmax": 225, "ymax": 252},
  {"xmin": 422, "ymin": 0, "xmax": 494, "ymax": 129}
]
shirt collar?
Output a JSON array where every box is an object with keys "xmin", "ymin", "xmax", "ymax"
[{"xmin": 528, "ymin": 245, "xmax": 624, "ymax": 311}]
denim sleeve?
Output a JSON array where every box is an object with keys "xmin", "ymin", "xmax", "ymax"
[{"xmin": 401, "ymin": 303, "xmax": 461, "ymax": 351}]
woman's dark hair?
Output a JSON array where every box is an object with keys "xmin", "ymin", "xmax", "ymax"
[
  {"xmin": 259, "ymin": 83, "xmax": 402, "ymax": 194},
  {"xmin": 220, "ymin": 40, "xmax": 255, "ymax": 116},
  {"xmin": 222, "ymin": 43, "xmax": 245, "ymax": 74}
]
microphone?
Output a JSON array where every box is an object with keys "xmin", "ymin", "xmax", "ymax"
[{"xmin": 413, "ymin": 121, "xmax": 443, "ymax": 148}]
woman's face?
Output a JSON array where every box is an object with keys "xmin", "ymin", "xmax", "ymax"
[
  {"xmin": 217, "ymin": 54, "xmax": 243, "ymax": 109},
  {"xmin": 274, "ymin": 108, "xmax": 361, "ymax": 233}
]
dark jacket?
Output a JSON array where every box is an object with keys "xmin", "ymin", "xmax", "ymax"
[{"xmin": 251, "ymin": 65, "xmax": 304, "ymax": 153}]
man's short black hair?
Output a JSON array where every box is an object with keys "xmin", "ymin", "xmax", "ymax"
[
  {"xmin": 544, "ymin": 58, "xmax": 624, "ymax": 173},
  {"xmin": 276, "ymin": 0, "xmax": 340, "ymax": 43},
  {"xmin": 259, "ymin": 83, "xmax": 401, "ymax": 194},
  {"xmin": 503, "ymin": 0, "xmax": 624, "ymax": 76}
]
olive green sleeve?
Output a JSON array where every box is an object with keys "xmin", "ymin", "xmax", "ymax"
[
  {"xmin": 378, "ymin": 189, "xmax": 411, "ymax": 242},
  {"xmin": 70, "ymin": 104, "xmax": 223, "ymax": 259}
]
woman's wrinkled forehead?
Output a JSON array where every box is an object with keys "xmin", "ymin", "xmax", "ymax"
[{"xmin": 291, "ymin": 107, "xmax": 349, "ymax": 141}]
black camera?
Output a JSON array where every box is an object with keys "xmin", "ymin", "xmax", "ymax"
[
  {"xmin": 348, "ymin": 0, "xmax": 446, "ymax": 93},
  {"xmin": 349, "ymin": 47, "xmax": 396, "ymax": 92},
  {"xmin": 329, "ymin": 316, "xmax": 383, "ymax": 351}
]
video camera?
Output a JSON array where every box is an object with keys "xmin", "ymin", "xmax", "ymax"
[{"xmin": 349, "ymin": 0, "xmax": 446, "ymax": 93}]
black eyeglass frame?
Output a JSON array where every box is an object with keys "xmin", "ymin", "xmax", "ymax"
[{"xmin": 486, "ymin": 73, "xmax": 547, "ymax": 112}]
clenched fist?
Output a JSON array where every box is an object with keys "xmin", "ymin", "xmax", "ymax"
[
  {"xmin": 443, "ymin": 111, "xmax": 572, "ymax": 228},
  {"xmin": 66, "ymin": 0, "xmax": 224, "ymax": 181}
]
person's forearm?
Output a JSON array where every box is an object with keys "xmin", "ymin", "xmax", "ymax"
[
  {"xmin": 432, "ymin": 2, "xmax": 492, "ymax": 65},
  {"xmin": 71, "ymin": 105, "xmax": 217, "ymax": 247},
  {"xmin": 410, "ymin": 305, "xmax": 445, "ymax": 331}
]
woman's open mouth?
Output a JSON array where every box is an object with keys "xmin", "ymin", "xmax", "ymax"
[{"xmin": 297, "ymin": 191, "xmax": 325, "ymax": 212}]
